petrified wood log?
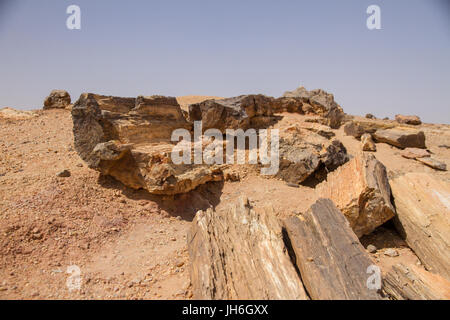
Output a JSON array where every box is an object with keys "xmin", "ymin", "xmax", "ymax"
[
  {"xmin": 383, "ymin": 263, "xmax": 450, "ymax": 300},
  {"xmin": 390, "ymin": 173, "xmax": 450, "ymax": 281},
  {"xmin": 187, "ymin": 196, "xmax": 309, "ymax": 300},
  {"xmin": 283, "ymin": 198, "xmax": 383, "ymax": 300}
]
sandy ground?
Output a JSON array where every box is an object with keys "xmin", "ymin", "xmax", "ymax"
[{"xmin": 0, "ymin": 105, "xmax": 449, "ymax": 299}]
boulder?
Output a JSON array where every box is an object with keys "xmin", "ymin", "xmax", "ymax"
[
  {"xmin": 283, "ymin": 199, "xmax": 383, "ymax": 300},
  {"xmin": 395, "ymin": 114, "xmax": 422, "ymax": 125},
  {"xmin": 365, "ymin": 113, "xmax": 375, "ymax": 119},
  {"xmin": 188, "ymin": 94, "xmax": 275, "ymax": 132},
  {"xmin": 384, "ymin": 263, "xmax": 450, "ymax": 300},
  {"xmin": 282, "ymin": 86, "xmax": 345, "ymax": 128},
  {"xmin": 373, "ymin": 128, "xmax": 426, "ymax": 149},
  {"xmin": 44, "ymin": 90, "xmax": 71, "ymax": 109},
  {"xmin": 417, "ymin": 157, "xmax": 447, "ymax": 171},
  {"xmin": 316, "ymin": 153, "xmax": 395, "ymax": 237},
  {"xmin": 276, "ymin": 126, "xmax": 348, "ymax": 184},
  {"xmin": 187, "ymin": 196, "xmax": 309, "ymax": 300},
  {"xmin": 344, "ymin": 121, "xmax": 365, "ymax": 139},
  {"xmin": 361, "ymin": 133, "xmax": 376, "ymax": 152},
  {"xmin": 390, "ymin": 173, "xmax": 450, "ymax": 281},
  {"xmin": 72, "ymin": 93, "xmax": 223, "ymax": 195},
  {"xmin": 400, "ymin": 147, "xmax": 430, "ymax": 159}
]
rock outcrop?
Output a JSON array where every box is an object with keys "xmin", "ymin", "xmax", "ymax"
[
  {"xmin": 383, "ymin": 263, "xmax": 450, "ymax": 300},
  {"xmin": 373, "ymin": 128, "xmax": 426, "ymax": 149},
  {"xmin": 390, "ymin": 173, "xmax": 450, "ymax": 280},
  {"xmin": 316, "ymin": 153, "xmax": 395, "ymax": 237},
  {"xmin": 72, "ymin": 93, "xmax": 223, "ymax": 195},
  {"xmin": 44, "ymin": 90, "xmax": 71, "ymax": 109},
  {"xmin": 188, "ymin": 94, "xmax": 275, "ymax": 132},
  {"xmin": 283, "ymin": 199, "xmax": 383, "ymax": 300},
  {"xmin": 282, "ymin": 86, "xmax": 345, "ymax": 128},
  {"xmin": 395, "ymin": 114, "xmax": 422, "ymax": 125},
  {"xmin": 187, "ymin": 196, "xmax": 309, "ymax": 300},
  {"xmin": 417, "ymin": 157, "xmax": 447, "ymax": 171}
]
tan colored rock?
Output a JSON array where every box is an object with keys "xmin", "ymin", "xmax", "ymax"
[
  {"xmin": 187, "ymin": 197, "xmax": 309, "ymax": 300},
  {"xmin": 417, "ymin": 157, "xmax": 447, "ymax": 171},
  {"xmin": 373, "ymin": 128, "xmax": 426, "ymax": 149},
  {"xmin": 0, "ymin": 107, "xmax": 37, "ymax": 120},
  {"xmin": 390, "ymin": 173, "xmax": 450, "ymax": 281},
  {"xmin": 395, "ymin": 114, "xmax": 422, "ymax": 125},
  {"xmin": 72, "ymin": 93, "xmax": 224, "ymax": 195},
  {"xmin": 400, "ymin": 147, "xmax": 430, "ymax": 159},
  {"xmin": 316, "ymin": 153, "xmax": 395, "ymax": 237},
  {"xmin": 43, "ymin": 90, "xmax": 71, "ymax": 109},
  {"xmin": 361, "ymin": 133, "xmax": 376, "ymax": 152},
  {"xmin": 283, "ymin": 199, "xmax": 383, "ymax": 300},
  {"xmin": 384, "ymin": 263, "xmax": 450, "ymax": 300}
]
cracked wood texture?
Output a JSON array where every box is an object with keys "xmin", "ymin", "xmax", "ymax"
[
  {"xmin": 390, "ymin": 173, "xmax": 450, "ymax": 281},
  {"xmin": 383, "ymin": 263, "xmax": 450, "ymax": 300},
  {"xmin": 283, "ymin": 198, "xmax": 383, "ymax": 300},
  {"xmin": 187, "ymin": 196, "xmax": 308, "ymax": 300}
]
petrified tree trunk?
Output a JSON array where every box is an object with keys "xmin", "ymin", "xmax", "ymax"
[
  {"xmin": 187, "ymin": 196, "xmax": 309, "ymax": 300},
  {"xmin": 283, "ymin": 198, "xmax": 383, "ymax": 300},
  {"xmin": 390, "ymin": 173, "xmax": 450, "ymax": 281},
  {"xmin": 383, "ymin": 263, "xmax": 450, "ymax": 300}
]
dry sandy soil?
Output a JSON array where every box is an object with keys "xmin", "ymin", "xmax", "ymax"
[{"xmin": 0, "ymin": 102, "xmax": 449, "ymax": 299}]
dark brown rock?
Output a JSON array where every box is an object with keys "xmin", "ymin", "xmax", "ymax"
[{"xmin": 44, "ymin": 90, "xmax": 71, "ymax": 109}]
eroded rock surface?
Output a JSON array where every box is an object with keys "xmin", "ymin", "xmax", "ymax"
[
  {"xmin": 72, "ymin": 93, "xmax": 222, "ymax": 194},
  {"xmin": 316, "ymin": 153, "xmax": 395, "ymax": 237},
  {"xmin": 373, "ymin": 128, "xmax": 426, "ymax": 149},
  {"xmin": 44, "ymin": 90, "xmax": 71, "ymax": 109}
]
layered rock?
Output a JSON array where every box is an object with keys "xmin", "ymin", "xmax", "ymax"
[
  {"xmin": 383, "ymin": 263, "xmax": 450, "ymax": 300},
  {"xmin": 282, "ymin": 86, "xmax": 345, "ymax": 128},
  {"xmin": 373, "ymin": 128, "xmax": 426, "ymax": 149},
  {"xmin": 316, "ymin": 153, "xmax": 395, "ymax": 237},
  {"xmin": 276, "ymin": 126, "xmax": 348, "ymax": 185},
  {"xmin": 72, "ymin": 93, "xmax": 223, "ymax": 195},
  {"xmin": 283, "ymin": 199, "xmax": 383, "ymax": 300},
  {"xmin": 188, "ymin": 94, "xmax": 275, "ymax": 132},
  {"xmin": 395, "ymin": 114, "xmax": 422, "ymax": 125},
  {"xmin": 390, "ymin": 173, "xmax": 450, "ymax": 280},
  {"xmin": 400, "ymin": 148, "xmax": 430, "ymax": 159},
  {"xmin": 187, "ymin": 196, "xmax": 309, "ymax": 300},
  {"xmin": 44, "ymin": 90, "xmax": 71, "ymax": 109}
]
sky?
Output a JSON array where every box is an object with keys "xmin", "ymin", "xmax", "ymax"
[{"xmin": 0, "ymin": 0, "xmax": 449, "ymax": 123}]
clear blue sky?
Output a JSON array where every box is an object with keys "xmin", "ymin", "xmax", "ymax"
[{"xmin": 0, "ymin": 0, "xmax": 449, "ymax": 123}]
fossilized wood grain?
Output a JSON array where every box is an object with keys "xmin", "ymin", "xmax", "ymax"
[
  {"xmin": 390, "ymin": 173, "xmax": 450, "ymax": 281},
  {"xmin": 187, "ymin": 197, "xmax": 309, "ymax": 300},
  {"xmin": 283, "ymin": 198, "xmax": 383, "ymax": 300},
  {"xmin": 383, "ymin": 263, "xmax": 450, "ymax": 300}
]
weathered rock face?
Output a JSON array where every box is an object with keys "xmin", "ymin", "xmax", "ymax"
[
  {"xmin": 188, "ymin": 95, "xmax": 275, "ymax": 132},
  {"xmin": 72, "ymin": 93, "xmax": 223, "ymax": 195},
  {"xmin": 373, "ymin": 128, "xmax": 426, "ymax": 149},
  {"xmin": 395, "ymin": 114, "xmax": 422, "ymax": 125},
  {"xmin": 276, "ymin": 126, "xmax": 349, "ymax": 185},
  {"xmin": 344, "ymin": 121, "xmax": 365, "ymax": 139},
  {"xmin": 361, "ymin": 133, "xmax": 376, "ymax": 152},
  {"xmin": 187, "ymin": 196, "xmax": 309, "ymax": 300},
  {"xmin": 282, "ymin": 86, "xmax": 345, "ymax": 129},
  {"xmin": 44, "ymin": 90, "xmax": 71, "ymax": 109},
  {"xmin": 344, "ymin": 119, "xmax": 396, "ymax": 137},
  {"xmin": 316, "ymin": 153, "xmax": 395, "ymax": 237},
  {"xmin": 400, "ymin": 147, "xmax": 430, "ymax": 159},
  {"xmin": 283, "ymin": 199, "xmax": 383, "ymax": 300},
  {"xmin": 417, "ymin": 157, "xmax": 447, "ymax": 171},
  {"xmin": 390, "ymin": 173, "xmax": 450, "ymax": 280},
  {"xmin": 383, "ymin": 263, "xmax": 450, "ymax": 300}
]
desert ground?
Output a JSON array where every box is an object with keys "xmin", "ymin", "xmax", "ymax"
[{"xmin": 0, "ymin": 92, "xmax": 449, "ymax": 300}]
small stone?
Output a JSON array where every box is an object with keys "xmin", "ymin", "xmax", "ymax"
[
  {"xmin": 286, "ymin": 183, "xmax": 299, "ymax": 188},
  {"xmin": 384, "ymin": 248, "xmax": 399, "ymax": 257},
  {"xmin": 56, "ymin": 169, "xmax": 71, "ymax": 178},
  {"xmin": 365, "ymin": 114, "xmax": 375, "ymax": 119},
  {"xmin": 417, "ymin": 157, "xmax": 447, "ymax": 171},
  {"xmin": 361, "ymin": 133, "xmax": 376, "ymax": 152},
  {"xmin": 401, "ymin": 148, "xmax": 430, "ymax": 159},
  {"xmin": 77, "ymin": 163, "xmax": 83, "ymax": 167},
  {"xmin": 366, "ymin": 244, "xmax": 377, "ymax": 253}
]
